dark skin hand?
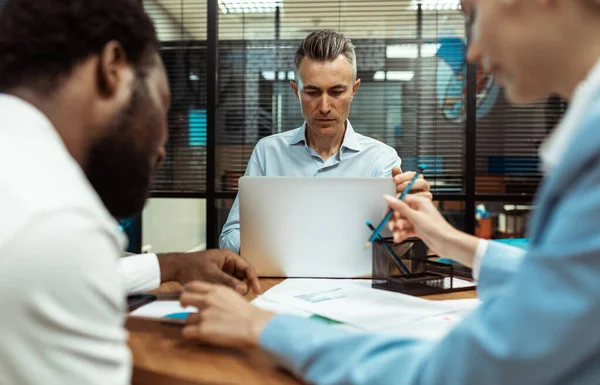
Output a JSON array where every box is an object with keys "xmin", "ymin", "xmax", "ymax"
[{"xmin": 157, "ymin": 249, "xmax": 262, "ymax": 295}]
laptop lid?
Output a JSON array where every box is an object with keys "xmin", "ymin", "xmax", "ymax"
[{"xmin": 239, "ymin": 177, "xmax": 396, "ymax": 277}]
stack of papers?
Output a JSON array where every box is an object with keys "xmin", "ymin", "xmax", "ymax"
[
  {"xmin": 129, "ymin": 279, "xmax": 480, "ymax": 339},
  {"xmin": 252, "ymin": 279, "xmax": 480, "ymax": 340}
]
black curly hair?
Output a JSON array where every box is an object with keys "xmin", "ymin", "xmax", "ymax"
[{"xmin": 0, "ymin": 0, "xmax": 160, "ymax": 93}]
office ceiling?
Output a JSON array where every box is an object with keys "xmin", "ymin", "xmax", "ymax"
[{"xmin": 148, "ymin": 0, "xmax": 464, "ymax": 41}]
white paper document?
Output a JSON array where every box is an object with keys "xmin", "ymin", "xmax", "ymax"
[
  {"xmin": 130, "ymin": 300, "xmax": 198, "ymax": 322},
  {"xmin": 251, "ymin": 296, "xmax": 314, "ymax": 318},
  {"xmin": 252, "ymin": 279, "xmax": 480, "ymax": 340}
]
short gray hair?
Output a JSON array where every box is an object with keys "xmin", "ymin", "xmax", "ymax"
[{"xmin": 294, "ymin": 30, "xmax": 357, "ymax": 80}]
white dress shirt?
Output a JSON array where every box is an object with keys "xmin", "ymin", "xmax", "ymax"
[
  {"xmin": 0, "ymin": 94, "xmax": 131, "ymax": 384},
  {"xmin": 119, "ymin": 253, "xmax": 161, "ymax": 293},
  {"xmin": 472, "ymin": 57, "xmax": 600, "ymax": 279}
]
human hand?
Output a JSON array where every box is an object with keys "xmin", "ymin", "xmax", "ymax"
[
  {"xmin": 158, "ymin": 250, "xmax": 261, "ymax": 295},
  {"xmin": 384, "ymin": 194, "xmax": 479, "ymax": 267},
  {"xmin": 392, "ymin": 167, "xmax": 432, "ymax": 200},
  {"xmin": 180, "ymin": 282, "xmax": 275, "ymax": 349}
]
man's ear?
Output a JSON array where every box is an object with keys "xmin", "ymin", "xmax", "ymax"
[
  {"xmin": 96, "ymin": 40, "xmax": 129, "ymax": 97},
  {"xmin": 290, "ymin": 80, "xmax": 300, "ymax": 102},
  {"xmin": 352, "ymin": 78, "xmax": 361, "ymax": 96}
]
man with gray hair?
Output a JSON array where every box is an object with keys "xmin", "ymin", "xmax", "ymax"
[{"xmin": 220, "ymin": 29, "xmax": 432, "ymax": 253}]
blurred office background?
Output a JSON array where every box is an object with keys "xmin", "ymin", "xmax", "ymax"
[{"xmin": 130, "ymin": 0, "xmax": 567, "ymax": 254}]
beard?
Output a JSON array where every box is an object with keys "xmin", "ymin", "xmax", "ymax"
[{"xmin": 84, "ymin": 80, "xmax": 157, "ymax": 219}]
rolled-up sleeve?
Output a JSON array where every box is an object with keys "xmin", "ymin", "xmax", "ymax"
[{"xmin": 219, "ymin": 141, "xmax": 267, "ymax": 253}]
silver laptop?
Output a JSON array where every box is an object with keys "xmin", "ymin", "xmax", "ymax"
[{"xmin": 239, "ymin": 177, "xmax": 396, "ymax": 278}]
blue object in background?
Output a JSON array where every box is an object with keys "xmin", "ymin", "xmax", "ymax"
[
  {"xmin": 402, "ymin": 156, "xmax": 444, "ymax": 174},
  {"xmin": 119, "ymin": 216, "xmax": 140, "ymax": 253},
  {"xmin": 188, "ymin": 109, "xmax": 207, "ymax": 147},
  {"xmin": 475, "ymin": 204, "xmax": 489, "ymax": 220},
  {"xmin": 436, "ymin": 37, "xmax": 466, "ymax": 74},
  {"xmin": 395, "ymin": 124, "xmax": 403, "ymax": 137},
  {"xmin": 488, "ymin": 156, "xmax": 539, "ymax": 175},
  {"xmin": 435, "ymin": 35, "xmax": 500, "ymax": 122}
]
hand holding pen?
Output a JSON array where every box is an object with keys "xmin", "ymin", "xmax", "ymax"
[
  {"xmin": 383, "ymin": 191, "xmax": 481, "ymax": 269},
  {"xmin": 392, "ymin": 167, "xmax": 432, "ymax": 200},
  {"xmin": 366, "ymin": 165, "xmax": 426, "ymax": 248}
]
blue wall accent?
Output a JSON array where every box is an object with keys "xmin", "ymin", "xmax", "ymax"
[
  {"xmin": 189, "ymin": 109, "xmax": 207, "ymax": 147},
  {"xmin": 488, "ymin": 156, "xmax": 539, "ymax": 175}
]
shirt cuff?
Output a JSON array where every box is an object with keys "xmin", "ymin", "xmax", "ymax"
[
  {"xmin": 259, "ymin": 314, "xmax": 342, "ymax": 374},
  {"xmin": 471, "ymin": 239, "xmax": 489, "ymax": 281},
  {"xmin": 118, "ymin": 253, "xmax": 161, "ymax": 294}
]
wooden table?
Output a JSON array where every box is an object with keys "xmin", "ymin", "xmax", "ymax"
[{"xmin": 127, "ymin": 279, "xmax": 477, "ymax": 385}]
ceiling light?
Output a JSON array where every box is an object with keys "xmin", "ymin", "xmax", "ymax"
[
  {"xmin": 373, "ymin": 71, "xmax": 415, "ymax": 81},
  {"xmin": 373, "ymin": 71, "xmax": 386, "ymax": 81},
  {"xmin": 219, "ymin": 0, "xmax": 282, "ymax": 14},
  {"xmin": 261, "ymin": 71, "xmax": 276, "ymax": 80},
  {"xmin": 409, "ymin": 0, "xmax": 461, "ymax": 11},
  {"xmin": 386, "ymin": 43, "xmax": 441, "ymax": 59}
]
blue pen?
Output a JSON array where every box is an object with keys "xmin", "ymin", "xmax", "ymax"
[
  {"xmin": 366, "ymin": 221, "xmax": 411, "ymax": 274},
  {"xmin": 365, "ymin": 164, "xmax": 426, "ymax": 247}
]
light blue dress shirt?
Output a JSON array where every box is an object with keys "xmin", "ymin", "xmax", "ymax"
[
  {"xmin": 219, "ymin": 121, "xmax": 401, "ymax": 253},
  {"xmin": 256, "ymin": 88, "xmax": 600, "ymax": 384}
]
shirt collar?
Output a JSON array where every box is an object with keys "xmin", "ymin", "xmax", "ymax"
[
  {"xmin": 289, "ymin": 120, "xmax": 362, "ymax": 152},
  {"xmin": 341, "ymin": 121, "xmax": 361, "ymax": 152},
  {"xmin": 0, "ymin": 94, "xmax": 56, "ymax": 134},
  {"xmin": 290, "ymin": 123, "xmax": 307, "ymax": 146},
  {"xmin": 539, "ymin": 57, "xmax": 600, "ymax": 174}
]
